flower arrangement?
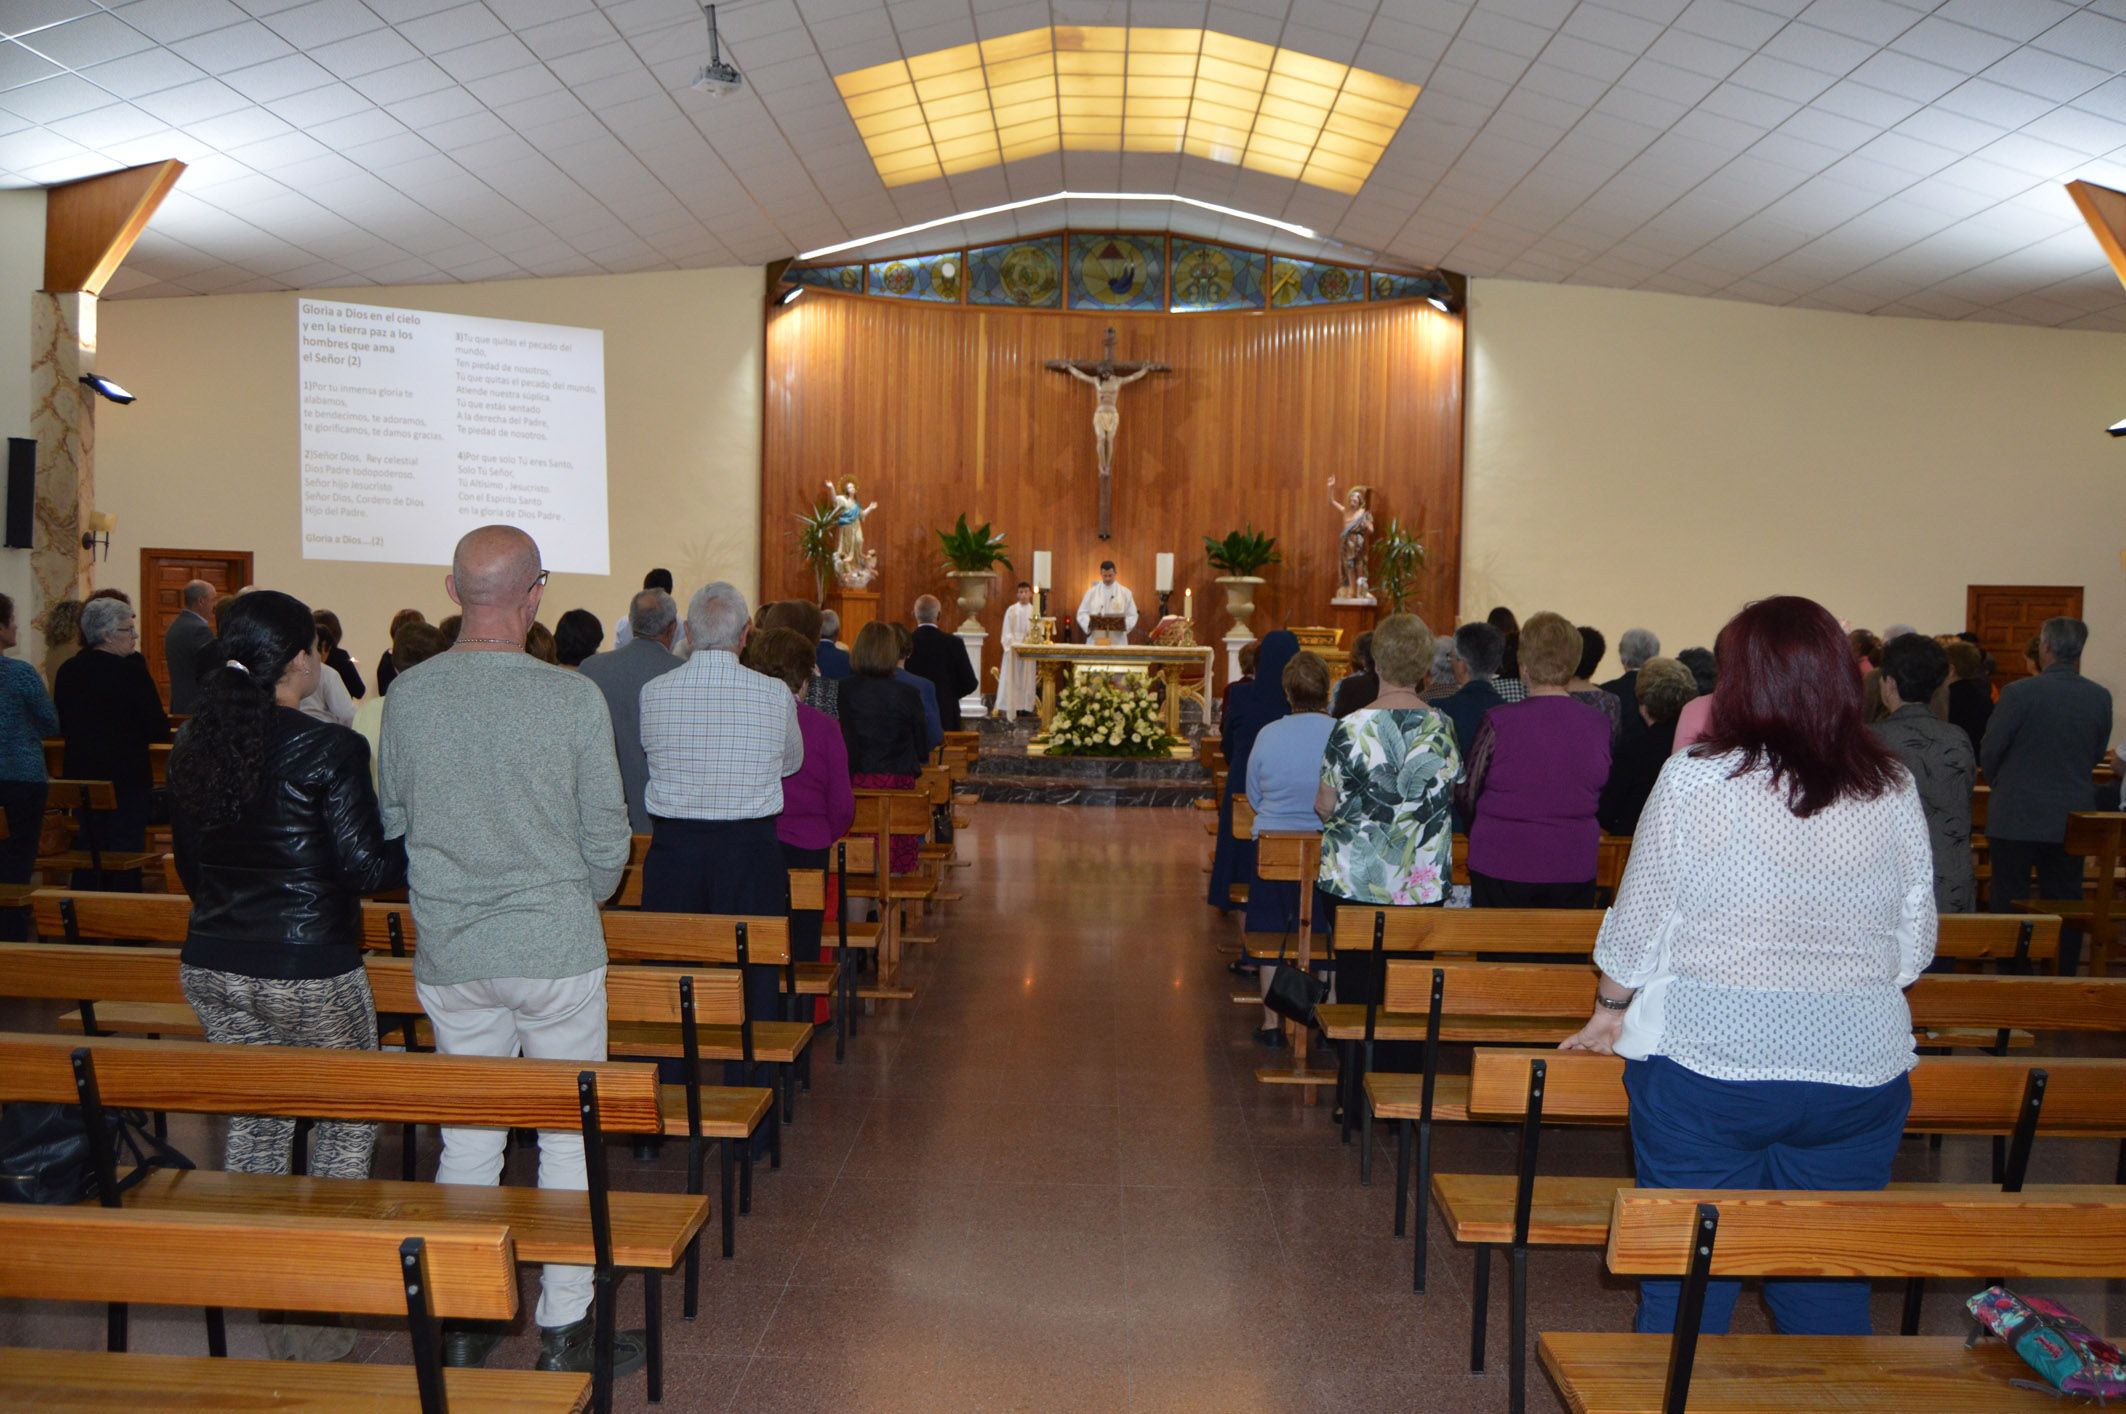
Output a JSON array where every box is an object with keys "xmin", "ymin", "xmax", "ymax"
[{"xmin": 1044, "ymin": 673, "xmax": 1177, "ymax": 758}]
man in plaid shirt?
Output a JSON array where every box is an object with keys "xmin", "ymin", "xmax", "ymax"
[{"xmin": 640, "ymin": 581, "xmax": 801, "ymax": 1054}]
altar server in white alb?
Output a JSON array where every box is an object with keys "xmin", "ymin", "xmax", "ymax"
[
  {"xmin": 1075, "ymin": 561, "xmax": 1138, "ymax": 647},
  {"xmin": 996, "ymin": 580, "xmax": 1037, "ymax": 718}
]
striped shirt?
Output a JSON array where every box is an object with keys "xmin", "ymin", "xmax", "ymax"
[{"xmin": 641, "ymin": 648, "xmax": 803, "ymax": 821}]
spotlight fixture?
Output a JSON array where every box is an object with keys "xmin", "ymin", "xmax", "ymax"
[
  {"xmin": 776, "ymin": 284, "xmax": 804, "ymax": 306},
  {"xmin": 77, "ymin": 372, "xmax": 135, "ymax": 405},
  {"xmin": 691, "ymin": 5, "xmax": 742, "ymax": 95},
  {"xmin": 2110, "ymin": 416, "xmax": 2126, "ymax": 438},
  {"xmin": 1418, "ymin": 272, "xmax": 1460, "ymax": 314}
]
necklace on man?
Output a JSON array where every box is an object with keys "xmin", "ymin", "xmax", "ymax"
[{"xmin": 456, "ymin": 637, "xmax": 522, "ymax": 647}]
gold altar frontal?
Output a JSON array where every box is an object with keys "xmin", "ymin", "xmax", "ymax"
[{"xmin": 1016, "ymin": 642, "xmax": 1218, "ymax": 756}]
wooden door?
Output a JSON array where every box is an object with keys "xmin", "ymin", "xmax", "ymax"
[
  {"xmin": 140, "ymin": 548, "xmax": 252, "ymax": 700},
  {"xmin": 1967, "ymin": 584, "xmax": 2082, "ymax": 692}
]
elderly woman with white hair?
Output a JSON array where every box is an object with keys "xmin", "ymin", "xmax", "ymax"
[
  {"xmin": 1603, "ymin": 627, "xmax": 1661, "ymax": 747},
  {"xmin": 53, "ymin": 594, "xmax": 172, "ymax": 889}
]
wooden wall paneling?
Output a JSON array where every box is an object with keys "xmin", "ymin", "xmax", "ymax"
[
  {"xmin": 43, "ymin": 161, "xmax": 187, "ymax": 297},
  {"xmin": 761, "ymin": 295, "xmax": 1463, "ymax": 694}
]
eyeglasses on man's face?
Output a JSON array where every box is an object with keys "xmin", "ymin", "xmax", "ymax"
[{"xmin": 525, "ymin": 570, "xmax": 550, "ymax": 595}]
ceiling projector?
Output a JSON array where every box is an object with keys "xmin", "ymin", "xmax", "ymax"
[{"xmin": 691, "ymin": 5, "xmax": 742, "ymax": 95}]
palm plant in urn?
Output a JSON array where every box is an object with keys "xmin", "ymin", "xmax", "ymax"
[
  {"xmin": 795, "ymin": 500, "xmax": 841, "ymax": 605},
  {"xmin": 1204, "ymin": 526, "xmax": 1281, "ymax": 644},
  {"xmin": 936, "ymin": 512, "xmax": 1012, "ymax": 630},
  {"xmin": 1371, "ymin": 518, "xmax": 1426, "ymax": 614}
]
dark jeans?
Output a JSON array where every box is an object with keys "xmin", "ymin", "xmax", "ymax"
[
  {"xmin": 1625, "ymin": 1056, "xmax": 1910, "ymax": 1336},
  {"xmin": 75, "ymin": 785, "xmax": 150, "ymax": 892},
  {"xmin": 0, "ymin": 779, "xmax": 46, "ymax": 941},
  {"xmin": 1469, "ymin": 869, "xmax": 1597, "ymax": 909},
  {"xmin": 644, "ymin": 815, "xmax": 789, "ymax": 1085},
  {"xmin": 1989, "ymin": 836, "xmax": 2087, "ymax": 975}
]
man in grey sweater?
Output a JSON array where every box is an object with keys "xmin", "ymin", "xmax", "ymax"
[
  {"xmin": 579, "ymin": 587, "xmax": 682, "ymax": 833},
  {"xmin": 378, "ymin": 524, "xmax": 637, "ymax": 1377}
]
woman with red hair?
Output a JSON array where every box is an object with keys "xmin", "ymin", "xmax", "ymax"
[{"xmin": 1561, "ymin": 595, "xmax": 1936, "ymax": 1340}]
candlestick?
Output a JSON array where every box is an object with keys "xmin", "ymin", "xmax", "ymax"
[
  {"xmin": 1183, "ymin": 588, "xmax": 1193, "ymax": 620},
  {"xmin": 1154, "ymin": 552, "xmax": 1174, "ymax": 592}
]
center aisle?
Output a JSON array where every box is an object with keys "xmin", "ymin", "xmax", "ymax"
[{"xmin": 666, "ymin": 802, "xmax": 1620, "ymax": 1411}]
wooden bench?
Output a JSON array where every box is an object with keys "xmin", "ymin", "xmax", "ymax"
[
  {"xmin": 2015, "ymin": 810, "xmax": 2124, "ymax": 976},
  {"xmin": 1360, "ymin": 957, "xmax": 2124, "ymax": 1289},
  {"xmin": 0, "ymin": 935, "xmax": 775, "ymax": 1254},
  {"xmin": 34, "ymin": 779, "xmax": 163, "ymax": 880},
  {"xmin": 1540, "ymin": 1186, "xmax": 2126, "ymax": 1413},
  {"xmin": 1439, "ymin": 1049, "xmax": 2126, "ymax": 1412},
  {"xmin": 844, "ymin": 790, "xmax": 937, "ymax": 990},
  {"xmin": 0, "ymin": 1206, "xmax": 588, "ymax": 1413},
  {"xmin": 0, "ymin": 1030, "xmax": 696, "ymax": 1411}
]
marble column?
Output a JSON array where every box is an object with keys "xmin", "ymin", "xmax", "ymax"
[
  {"xmin": 29, "ymin": 291, "xmax": 96, "ymax": 633},
  {"xmin": 956, "ymin": 626, "xmax": 988, "ymax": 722}
]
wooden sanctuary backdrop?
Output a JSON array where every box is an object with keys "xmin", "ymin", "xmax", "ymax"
[{"xmin": 759, "ymin": 293, "xmax": 1464, "ymax": 680}]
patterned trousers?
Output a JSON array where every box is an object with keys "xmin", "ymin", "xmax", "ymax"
[{"xmin": 179, "ymin": 964, "xmax": 379, "ymax": 1179}]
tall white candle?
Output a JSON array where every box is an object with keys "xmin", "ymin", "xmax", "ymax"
[
  {"xmin": 1184, "ymin": 588, "xmax": 1193, "ymax": 619},
  {"xmin": 1155, "ymin": 552, "xmax": 1174, "ymax": 592},
  {"xmin": 1032, "ymin": 550, "xmax": 1052, "ymax": 589}
]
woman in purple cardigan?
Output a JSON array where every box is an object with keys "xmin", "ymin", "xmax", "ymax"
[
  {"xmin": 1455, "ymin": 611, "xmax": 1612, "ymax": 907},
  {"xmin": 743, "ymin": 628, "xmax": 854, "ymax": 1008}
]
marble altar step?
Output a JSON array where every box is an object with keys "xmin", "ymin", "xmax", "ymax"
[{"xmin": 962, "ymin": 726, "xmax": 1213, "ymax": 807}]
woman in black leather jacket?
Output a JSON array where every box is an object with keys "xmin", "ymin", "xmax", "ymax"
[{"xmin": 170, "ymin": 590, "xmax": 406, "ymax": 1195}]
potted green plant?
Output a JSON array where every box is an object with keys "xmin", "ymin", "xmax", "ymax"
[
  {"xmin": 795, "ymin": 500, "xmax": 841, "ymax": 604},
  {"xmin": 1203, "ymin": 526, "xmax": 1281, "ymax": 642},
  {"xmin": 936, "ymin": 512, "xmax": 1012, "ymax": 629},
  {"xmin": 1372, "ymin": 518, "xmax": 1426, "ymax": 614}
]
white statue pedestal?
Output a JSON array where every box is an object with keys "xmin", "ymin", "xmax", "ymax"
[
  {"xmin": 956, "ymin": 627, "xmax": 988, "ymax": 722},
  {"xmin": 1225, "ymin": 636, "xmax": 1254, "ymax": 692}
]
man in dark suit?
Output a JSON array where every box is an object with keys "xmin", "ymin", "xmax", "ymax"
[
  {"xmin": 1981, "ymin": 616, "xmax": 2114, "ymax": 974},
  {"xmin": 1600, "ymin": 627, "xmax": 1659, "ymax": 749},
  {"xmin": 162, "ymin": 579, "xmax": 217, "ymax": 713},
  {"xmin": 1435, "ymin": 622, "xmax": 1507, "ymax": 832},
  {"xmin": 579, "ymin": 589, "xmax": 683, "ymax": 833},
  {"xmin": 905, "ymin": 595, "xmax": 977, "ymax": 731},
  {"xmin": 816, "ymin": 608, "xmax": 852, "ymax": 681}
]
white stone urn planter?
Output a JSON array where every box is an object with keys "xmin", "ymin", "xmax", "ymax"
[
  {"xmin": 1215, "ymin": 575, "xmax": 1266, "ymax": 644},
  {"xmin": 947, "ymin": 570, "xmax": 998, "ymax": 632}
]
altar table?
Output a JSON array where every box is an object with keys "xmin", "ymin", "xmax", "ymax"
[{"xmin": 1014, "ymin": 642, "xmax": 1219, "ymax": 742}]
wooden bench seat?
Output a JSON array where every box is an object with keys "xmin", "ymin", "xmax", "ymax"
[
  {"xmin": 608, "ymin": 1019, "xmax": 813, "ymax": 1065},
  {"xmin": 1537, "ymin": 1333, "xmax": 2059, "ymax": 1413},
  {"xmin": 127, "ymin": 1167, "xmax": 703, "ymax": 1270},
  {"xmin": 1360, "ymin": 1071, "xmax": 1469, "ymax": 1123},
  {"xmin": 35, "ymin": 848, "xmax": 164, "ymax": 874},
  {"xmin": 0, "ymin": 1347, "xmax": 589, "ymax": 1413},
  {"xmin": 658, "ymin": 1083, "xmax": 772, "ymax": 1140},
  {"xmin": 1542, "ymin": 1186, "xmax": 2126, "ymax": 1414}
]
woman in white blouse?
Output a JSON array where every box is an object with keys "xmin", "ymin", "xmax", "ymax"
[{"xmin": 1560, "ymin": 594, "xmax": 1936, "ymax": 1339}]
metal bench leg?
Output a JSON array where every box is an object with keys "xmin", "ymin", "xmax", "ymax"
[
  {"xmin": 643, "ymin": 1269, "xmax": 663, "ymax": 1403},
  {"xmin": 768, "ymin": 1101, "xmax": 782, "ymax": 1170},
  {"xmin": 1469, "ymin": 1243, "xmax": 1490, "ymax": 1371},
  {"xmin": 1338, "ymin": 1043, "xmax": 1355, "ymax": 1144},
  {"xmin": 720, "ymin": 1141, "xmax": 737, "ymax": 1257},
  {"xmin": 1901, "ymin": 1277, "xmax": 1925, "ymax": 1335},
  {"xmin": 591, "ymin": 1269, "xmax": 617, "ymax": 1414},
  {"xmin": 401, "ymin": 1123, "xmax": 417, "ymax": 1181},
  {"xmin": 1415, "ymin": 1115, "xmax": 1434, "ymax": 1291},
  {"xmin": 205, "ymin": 1307, "xmax": 226, "ymax": 1357},
  {"xmin": 1392, "ymin": 1119, "xmax": 1411, "ymax": 1238},
  {"xmin": 740, "ymin": 1145, "xmax": 753, "ymax": 1214},
  {"xmin": 1509, "ymin": 1244, "xmax": 1529, "ymax": 1414},
  {"xmin": 1359, "ymin": 1083, "xmax": 1374, "ymax": 1185}
]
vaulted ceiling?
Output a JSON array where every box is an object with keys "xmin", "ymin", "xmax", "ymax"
[{"xmin": 2, "ymin": 0, "xmax": 2124, "ymax": 328}]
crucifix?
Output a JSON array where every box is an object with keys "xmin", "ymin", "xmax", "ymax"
[{"xmin": 1045, "ymin": 326, "xmax": 1169, "ymax": 539}]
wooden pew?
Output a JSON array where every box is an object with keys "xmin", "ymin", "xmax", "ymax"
[
  {"xmin": 844, "ymin": 790, "xmax": 936, "ymax": 992},
  {"xmin": 1360, "ymin": 958, "xmax": 2125, "ymax": 1288},
  {"xmin": 1540, "ymin": 1187, "xmax": 2126, "ymax": 1413},
  {"xmin": 0, "ymin": 941, "xmax": 771, "ymax": 1265},
  {"xmin": 0, "ymin": 1029, "xmax": 697, "ymax": 1410},
  {"xmin": 0, "ymin": 1206, "xmax": 589, "ymax": 1413},
  {"xmin": 1438, "ymin": 1049, "xmax": 2126, "ymax": 1411},
  {"xmin": 2015, "ymin": 810, "xmax": 2125, "ymax": 976},
  {"xmin": 34, "ymin": 780, "xmax": 162, "ymax": 880}
]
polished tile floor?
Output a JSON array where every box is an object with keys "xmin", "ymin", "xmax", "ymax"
[{"xmin": 4, "ymin": 803, "xmax": 2123, "ymax": 1410}]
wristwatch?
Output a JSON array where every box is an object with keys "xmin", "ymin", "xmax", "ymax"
[{"xmin": 1595, "ymin": 993, "xmax": 1633, "ymax": 1011}]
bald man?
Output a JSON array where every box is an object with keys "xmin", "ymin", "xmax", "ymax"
[
  {"xmin": 377, "ymin": 525, "xmax": 640, "ymax": 1377},
  {"xmin": 163, "ymin": 579, "xmax": 216, "ymax": 713}
]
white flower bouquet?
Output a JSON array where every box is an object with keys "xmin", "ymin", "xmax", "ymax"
[{"xmin": 1044, "ymin": 672, "xmax": 1178, "ymax": 758}]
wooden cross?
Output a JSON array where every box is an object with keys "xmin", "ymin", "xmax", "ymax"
[{"xmin": 1045, "ymin": 327, "xmax": 1169, "ymax": 539}]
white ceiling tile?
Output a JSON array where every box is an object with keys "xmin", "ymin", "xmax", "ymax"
[
  {"xmin": 1932, "ymin": 77, "xmax": 2053, "ymax": 128},
  {"xmin": 262, "ymin": 0, "xmax": 385, "ymax": 48},
  {"xmin": 1727, "ymin": 53, "xmax": 1838, "ymax": 102},
  {"xmin": 1980, "ymin": 47, "xmax": 2109, "ymax": 102},
  {"xmin": 341, "ymin": 55, "xmax": 451, "ymax": 100},
  {"xmin": 169, "ymin": 19, "xmax": 298, "ymax": 72},
  {"xmin": 121, "ymin": 0, "xmax": 254, "ymax": 44},
  {"xmin": 1890, "ymin": 18, "xmax": 2018, "ymax": 73},
  {"xmin": 2, "ymin": 73, "xmax": 120, "ymax": 121},
  {"xmin": 130, "ymin": 73, "xmax": 251, "ymax": 120},
  {"xmin": 219, "ymin": 51, "xmax": 334, "ymax": 98},
  {"xmin": 1794, "ymin": 0, "xmax": 1918, "ymax": 45},
  {"xmin": 79, "ymin": 46, "xmax": 209, "ymax": 97},
  {"xmin": 309, "ymin": 26, "xmax": 420, "ymax": 76},
  {"xmin": 48, "ymin": 100, "xmax": 167, "ymax": 147},
  {"xmin": 1844, "ymin": 50, "xmax": 1964, "ymax": 104},
  {"xmin": 261, "ymin": 78, "xmax": 367, "ymax": 121},
  {"xmin": 16, "ymin": 14, "xmax": 157, "ymax": 69},
  {"xmin": 1934, "ymin": 0, "xmax": 2073, "ymax": 43},
  {"xmin": 2029, "ymin": 10, "xmax": 2126, "ymax": 71},
  {"xmin": 0, "ymin": 40, "xmax": 64, "ymax": 90},
  {"xmin": 393, "ymin": 2, "xmax": 506, "ymax": 53},
  {"xmin": 430, "ymin": 32, "xmax": 535, "ymax": 81}
]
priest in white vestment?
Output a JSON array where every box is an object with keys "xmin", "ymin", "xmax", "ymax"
[
  {"xmin": 996, "ymin": 580, "xmax": 1037, "ymax": 717},
  {"xmin": 1075, "ymin": 561, "xmax": 1139, "ymax": 647}
]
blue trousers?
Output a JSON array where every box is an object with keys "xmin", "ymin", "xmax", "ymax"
[{"xmin": 1624, "ymin": 1055, "xmax": 1911, "ymax": 1336}]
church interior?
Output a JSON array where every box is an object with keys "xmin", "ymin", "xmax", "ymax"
[{"xmin": 4, "ymin": 0, "xmax": 2126, "ymax": 1409}]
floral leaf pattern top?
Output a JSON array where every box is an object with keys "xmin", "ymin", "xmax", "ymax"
[{"xmin": 1316, "ymin": 706, "xmax": 1460, "ymax": 905}]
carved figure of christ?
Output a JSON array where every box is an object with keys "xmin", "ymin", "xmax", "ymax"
[{"xmin": 1045, "ymin": 326, "xmax": 1169, "ymax": 539}]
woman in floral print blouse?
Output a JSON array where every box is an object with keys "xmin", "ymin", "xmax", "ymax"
[{"xmin": 1315, "ymin": 613, "xmax": 1461, "ymax": 1019}]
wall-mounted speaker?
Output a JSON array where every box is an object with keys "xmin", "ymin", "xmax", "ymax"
[{"xmin": 3, "ymin": 438, "xmax": 30, "ymax": 550}]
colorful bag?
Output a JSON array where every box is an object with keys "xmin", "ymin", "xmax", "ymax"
[{"xmin": 1967, "ymin": 1286, "xmax": 2126, "ymax": 1401}]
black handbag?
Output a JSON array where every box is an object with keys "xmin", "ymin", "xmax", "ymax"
[
  {"xmin": 0, "ymin": 1102, "xmax": 194, "ymax": 1206},
  {"xmin": 1261, "ymin": 919, "xmax": 1329, "ymax": 1026}
]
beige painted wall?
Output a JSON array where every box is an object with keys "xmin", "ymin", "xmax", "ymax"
[
  {"xmin": 95, "ymin": 266, "xmax": 763, "ymax": 676},
  {"xmin": 1464, "ymin": 278, "xmax": 2126, "ymax": 696},
  {"xmin": 0, "ymin": 189, "xmax": 46, "ymax": 639}
]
